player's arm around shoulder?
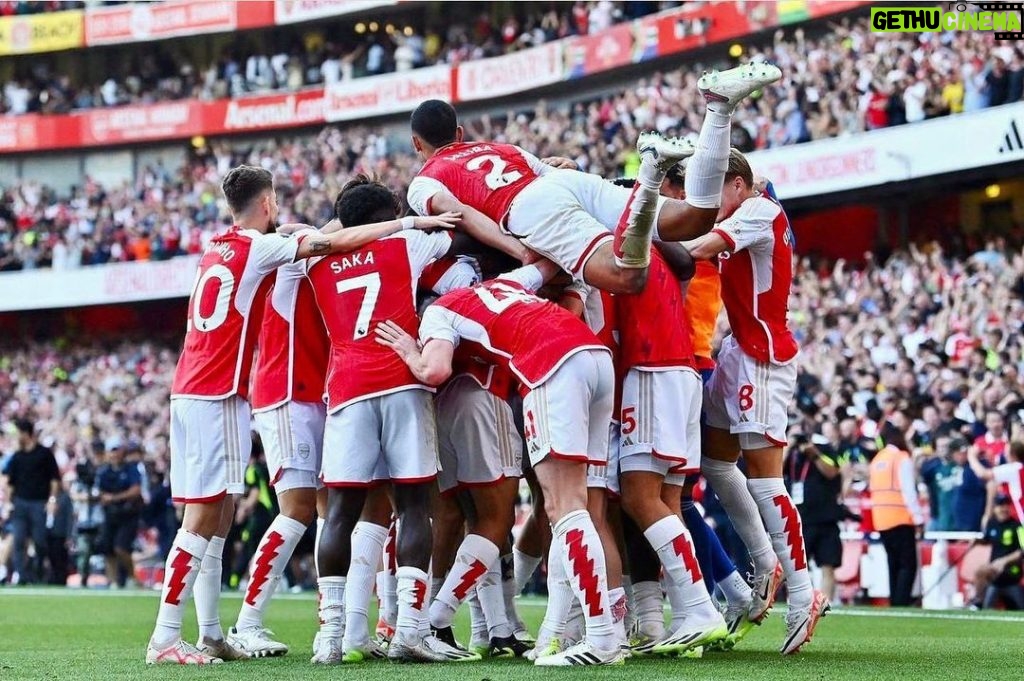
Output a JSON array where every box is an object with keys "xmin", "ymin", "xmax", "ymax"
[{"xmin": 291, "ymin": 213, "xmax": 461, "ymax": 260}]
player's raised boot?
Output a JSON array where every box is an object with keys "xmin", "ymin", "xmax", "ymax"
[
  {"xmin": 636, "ymin": 131, "xmax": 696, "ymax": 174},
  {"xmin": 748, "ymin": 561, "xmax": 783, "ymax": 624},
  {"xmin": 311, "ymin": 635, "xmax": 343, "ymax": 664},
  {"xmin": 697, "ymin": 62, "xmax": 782, "ymax": 113},
  {"xmin": 342, "ymin": 638, "xmax": 388, "ymax": 663},
  {"xmin": 146, "ymin": 639, "xmax": 222, "ymax": 665},
  {"xmin": 651, "ymin": 615, "xmax": 729, "ymax": 656},
  {"xmin": 781, "ymin": 590, "xmax": 831, "ymax": 655},
  {"xmin": 196, "ymin": 636, "xmax": 250, "ymax": 661},
  {"xmin": 534, "ymin": 639, "xmax": 627, "ymax": 667},
  {"xmin": 227, "ymin": 626, "xmax": 289, "ymax": 658}
]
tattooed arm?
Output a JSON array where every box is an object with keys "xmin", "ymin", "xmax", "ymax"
[{"xmin": 292, "ymin": 212, "xmax": 460, "ymax": 260}]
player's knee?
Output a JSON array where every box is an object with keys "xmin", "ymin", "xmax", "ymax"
[
  {"xmin": 619, "ymin": 267, "xmax": 648, "ymax": 295},
  {"xmin": 278, "ymin": 489, "xmax": 318, "ymax": 526}
]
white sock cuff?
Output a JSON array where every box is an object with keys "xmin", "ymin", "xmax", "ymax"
[
  {"xmin": 702, "ymin": 458, "xmax": 738, "ymax": 476},
  {"xmin": 204, "ymin": 535, "xmax": 226, "ymax": 559},
  {"xmin": 747, "ymin": 477, "xmax": 786, "ymax": 501},
  {"xmin": 353, "ymin": 520, "xmax": 390, "ymax": 545},
  {"xmin": 319, "ymin": 575, "xmax": 346, "ymax": 587},
  {"xmin": 173, "ymin": 530, "xmax": 209, "ymax": 559},
  {"xmin": 462, "ymin": 534, "xmax": 501, "ymax": 564},
  {"xmin": 396, "ymin": 565, "xmax": 428, "ymax": 582},
  {"xmin": 643, "ymin": 514, "xmax": 687, "ymax": 551},
  {"xmin": 272, "ymin": 514, "xmax": 310, "ymax": 539},
  {"xmin": 551, "ymin": 509, "xmax": 590, "ymax": 537}
]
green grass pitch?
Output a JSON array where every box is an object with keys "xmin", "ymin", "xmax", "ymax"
[{"xmin": 1, "ymin": 589, "xmax": 1021, "ymax": 680}]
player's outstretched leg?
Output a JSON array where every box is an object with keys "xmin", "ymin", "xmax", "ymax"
[
  {"xmin": 613, "ymin": 133, "xmax": 695, "ymax": 268},
  {"xmin": 655, "ymin": 62, "xmax": 782, "ymax": 242}
]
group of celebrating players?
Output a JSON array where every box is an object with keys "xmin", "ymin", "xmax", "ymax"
[{"xmin": 144, "ymin": 61, "xmax": 830, "ymax": 668}]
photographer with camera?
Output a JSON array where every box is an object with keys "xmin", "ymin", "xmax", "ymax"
[
  {"xmin": 95, "ymin": 436, "xmax": 143, "ymax": 589},
  {"xmin": 786, "ymin": 422, "xmax": 863, "ymax": 606}
]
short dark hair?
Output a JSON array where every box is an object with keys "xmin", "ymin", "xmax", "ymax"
[
  {"xmin": 14, "ymin": 419, "xmax": 33, "ymax": 436},
  {"xmin": 725, "ymin": 148, "xmax": 754, "ymax": 188},
  {"xmin": 411, "ymin": 99, "xmax": 458, "ymax": 148},
  {"xmin": 221, "ymin": 165, "xmax": 273, "ymax": 215},
  {"xmin": 334, "ymin": 174, "xmax": 400, "ymax": 228}
]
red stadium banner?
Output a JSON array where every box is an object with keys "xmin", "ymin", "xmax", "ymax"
[
  {"xmin": 205, "ymin": 88, "xmax": 327, "ymax": 134},
  {"xmin": 273, "ymin": 0, "xmax": 397, "ymax": 25},
  {"xmin": 455, "ymin": 42, "xmax": 563, "ymax": 102},
  {"xmin": 652, "ymin": 1, "xmax": 775, "ymax": 57},
  {"xmin": 80, "ymin": 101, "xmax": 201, "ymax": 145},
  {"xmin": 84, "ymin": 0, "xmax": 274, "ymax": 45},
  {"xmin": 324, "ymin": 66, "xmax": 451, "ymax": 122},
  {"xmin": 565, "ymin": 22, "xmax": 635, "ymax": 79}
]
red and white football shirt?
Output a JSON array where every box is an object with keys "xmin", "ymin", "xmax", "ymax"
[
  {"xmin": 419, "ymin": 267, "xmax": 608, "ymax": 392},
  {"xmin": 615, "ymin": 249, "xmax": 696, "ymax": 372},
  {"xmin": 993, "ymin": 461, "xmax": 1024, "ymax": 521},
  {"xmin": 250, "ymin": 262, "xmax": 330, "ymax": 412},
  {"xmin": 172, "ymin": 227, "xmax": 301, "ymax": 400},
  {"xmin": 713, "ymin": 194, "xmax": 799, "ymax": 364},
  {"xmin": 306, "ymin": 230, "xmax": 452, "ymax": 412},
  {"xmin": 974, "ymin": 433, "xmax": 1008, "ymax": 466},
  {"xmin": 407, "ymin": 141, "xmax": 548, "ymax": 223}
]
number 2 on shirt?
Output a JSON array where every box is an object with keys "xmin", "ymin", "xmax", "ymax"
[{"xmin": 467, "ymin": 154, "xmax": 523, "ymax": 190}]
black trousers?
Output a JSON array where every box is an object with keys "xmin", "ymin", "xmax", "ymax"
[{"xmin": 880, "ymin": 524, "xmax": 917, "ymax": 606}]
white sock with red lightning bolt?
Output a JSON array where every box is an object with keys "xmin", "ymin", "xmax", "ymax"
[
  {"xmin": 151, "ymin": 530, "xmax": 208, "ymax": 646},
  {"xmin": 749, "ymin": 478, "xmax": 813, "ymax": 609},
  {"xmin": 235, "ymin": 515, "xmax": 307, "ymax": 632}
]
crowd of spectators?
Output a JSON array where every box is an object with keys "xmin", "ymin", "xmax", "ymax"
[
  {"xmin": 0, "ymin": 0, "xmax": 643, "ymax": 115},
  {"xmin": 0, "ymin": 1, "xmax": 86, "ymax": 14},
  {"xmin": 2, "ymin": 14, "xmax": 1022, "ymax": 272}
]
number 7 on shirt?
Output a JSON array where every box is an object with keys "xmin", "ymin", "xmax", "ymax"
[{"xmin": 336, "ymin": 273, "xmax": 381, "ymax": 340}]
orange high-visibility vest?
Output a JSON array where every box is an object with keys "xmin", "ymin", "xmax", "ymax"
[
  {"xmin": 685, "ymin": 260, "xmax": 722, "ymax": 369},
  {"xmin": 869, "ymin": 446, "xmax": 914, "ymax": 531}
]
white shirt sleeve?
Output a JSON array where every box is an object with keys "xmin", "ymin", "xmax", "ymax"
[
  {"xmin": 418, "ymin": 304, "xmax": 460, "ymax": 347},
  {"xmin": 713, "ymin": 196, "xmax": 779, "ymax": 253},
  {"xmin": 899, "ymin": 457, "xmax": 925, "ymax": 526},
  {"xmin": 250, "ymin": 231, "xmax": 302, "ymax": 274},
  {"xmin": 993, "ymin": 463, "xmax": 1016, "ymax": 485},
  {"xmin": 395, "ymin": 230, "xmax": 453, "ymax": 278},
  {"xmin": 431, "ymin": 259, "xmax": 480, "ymax": 295},
  {"xmin": 407, "ymin": 176, "xmax": 456, "ymax": 216},
  {"xmin": 495, "ymin": 264, "xmax": 545, "ymax": 293},
  {"xmin": 515, "ymin": 145, "xmax": 554, "ymax": 176}
]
